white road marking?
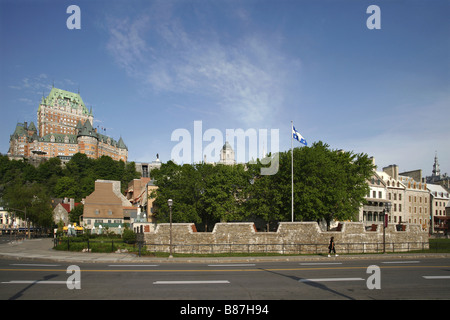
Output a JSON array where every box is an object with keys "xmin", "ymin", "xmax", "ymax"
[
  {"xmin": 299, "ymin": 278, "xmax": 364, "ymax": 283},
  {"xmin": 153, "ymin": 280, "xmax": 230, "ymax": 285},
  {"xmin": 1, "ymin": 280, "xmax": 78, "ymax": 285},
  {"xmin": 423, "ymin": 276, "xmax": 450, "ymax": 280}
]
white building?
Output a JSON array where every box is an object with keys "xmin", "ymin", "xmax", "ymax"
[{"xmin": 427, "ymin": 183, "xmax": 450, "ymax": 234}]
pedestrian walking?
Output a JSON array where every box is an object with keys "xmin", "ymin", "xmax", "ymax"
[{"xmin": 328, "ymin": 236, "xmax": 338, "ymax": 257}]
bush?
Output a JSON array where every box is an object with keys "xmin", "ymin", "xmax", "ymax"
[{"xmin": 122, "ymin": 229, "xmax": 136, "ymax": 244}]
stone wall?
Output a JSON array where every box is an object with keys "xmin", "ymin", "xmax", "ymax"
[{"xmin": 143, "ymin": 222, "xmax": 429, "ymax": 254}]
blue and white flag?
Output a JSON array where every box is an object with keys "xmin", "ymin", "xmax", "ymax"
[{"xmin": 292, "ymin": 126, "xmax": 307, "ymax": 146}]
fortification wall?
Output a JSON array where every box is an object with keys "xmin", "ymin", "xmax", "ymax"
[{"xmin": 143, "ymin": 222, "xmax": 429, "ymax": 254}]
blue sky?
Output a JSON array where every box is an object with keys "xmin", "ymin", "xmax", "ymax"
[{"xmin": 1, "ymin": 0, "xmax": 449, "ymax": 176}]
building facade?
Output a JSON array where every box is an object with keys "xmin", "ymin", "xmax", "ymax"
[
  {"xmin": 82, "ymin": 180, "xmax": 133, "ymax": 234},
  {"xmin": 427, "ymin": 183, "xmax": 450, "ymax": 234},
  {"xmin": 8, "ymin": 87, "xmax": 128, "ymax": 163},
  {"xmin": 360, "ymin": 171, "xmax": 389, "ymax": 228},
  {"xmin": 360, "ymin": 160, "xmax": 433, "ymax": 233}
]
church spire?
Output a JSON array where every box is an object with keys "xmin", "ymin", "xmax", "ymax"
[{"xmin": 432, "ymin": 152, "xmax": 441, "ymax": 177}]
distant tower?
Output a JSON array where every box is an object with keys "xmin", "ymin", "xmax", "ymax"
[
  {"xmin": 432, "ymin": 152, "xmax": 441, "ymax": 178},
  {"xmin": 219, "ymin": 141, "xmax": 236, "ymax": 165}
]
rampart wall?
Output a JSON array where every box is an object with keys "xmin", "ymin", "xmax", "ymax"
[{"xmin": 143, "ymin": 222, "xmax": 429, "ymax": 254}]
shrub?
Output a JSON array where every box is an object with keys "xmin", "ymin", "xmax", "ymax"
[{"xmin": 122, "ymin": 228, "xmax": 136, "ymax": 244}]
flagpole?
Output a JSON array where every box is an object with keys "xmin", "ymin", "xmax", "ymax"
[{"xmin": 291, "ymin": 121, "xmax": 294, "ymax": 222}]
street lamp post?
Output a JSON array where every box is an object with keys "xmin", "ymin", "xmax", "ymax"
[
  {"xmin": 168, "ymin": 199, "xmax": 173, "ymax": 258},
  {"xmin": 383, "ymin": 202, "xmax": 392, "ymax": 253}
]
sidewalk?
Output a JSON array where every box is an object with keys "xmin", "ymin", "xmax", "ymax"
[{"xmin": 1, "ymin": 238, "xmax": 449, "ymax": 264}]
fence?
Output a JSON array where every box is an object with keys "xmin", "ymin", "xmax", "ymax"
[{"xmin": 53, "ymin": 238, "xmax": 134, "ymax": 253}]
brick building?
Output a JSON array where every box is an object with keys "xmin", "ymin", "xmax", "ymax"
[
  {"xmin": 83, "ymin": 180, "xmax": 133, "ymax": 234},
  {"xmin": 8, "ymin": 87, "xmax": 128, "ymax": 163}
]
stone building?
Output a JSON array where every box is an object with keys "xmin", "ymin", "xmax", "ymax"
[
  {"xmin": 359, "ymin": 170, "xmax": 389, "ymax": 228},
  {"xmin": 427, "ymin": 183, "xmax": 450, "ymax": 234},
  {"xmin": 380, "ymin": 165, "xmax": 407, "ymax": 225},
  {"xmin": 8, "ymin": 87, "xmax": 128, "ymax": 163}
]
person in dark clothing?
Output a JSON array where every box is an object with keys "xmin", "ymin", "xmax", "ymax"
[{"xmin": 328, "ymin": 237, "xmax": 338, "ymax": 257}]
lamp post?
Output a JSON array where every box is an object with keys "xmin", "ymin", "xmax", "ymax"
[
  {"xmin": 383, "ymin": 202, "xmax": 392, "ymax": 253},
  {"xmin": 168, "ymin": 199, "xmax": 173, "ymax": 258}
]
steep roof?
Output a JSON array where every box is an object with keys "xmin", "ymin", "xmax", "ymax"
[
  {"xmin": 40, "ymin": 133, "xmax": 78, "ymax": 144},
  {"xmin": 27, "ymin": 122, "xmax": 37, "ymax": 132},
  {"xmin": 40, "ymin": 87, "xmax": 90, "ymax": 115},
  {"xmin": 117, "ymin": 137, "xmax": 128, "ymax": 150},
  {"xmin": 77, "ymin": 119, "xmax": 97, "ymax": 138}
]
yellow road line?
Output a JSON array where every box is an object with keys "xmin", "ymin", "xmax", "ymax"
[{"xmin": 0, "ymin": 265, "xmax": 449, "ymax": 273}]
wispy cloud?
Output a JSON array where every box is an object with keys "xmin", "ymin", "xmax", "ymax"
[
  {"xmin": 8, "ymin": 75, "xmax": 79, "ymax": 96},
  {"xmin": 338, "ymin": 92, "xmax": 450, "ymax": 175},
  {"xmin": 105, "ymin": 4, "xmax": 299, "ymax": 127}
]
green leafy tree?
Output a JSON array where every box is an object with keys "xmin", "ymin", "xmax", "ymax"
[
  {"xmin": 245, "ymin": 158, "xmax": 284, "ymax": 231},
  {"xmin": 3, "ymin": 181, "xmax": 53, "ymax": 230},
  {"xmin": 53, "ymin": 176, "xmax": 78, "ymax": 199},
  {"xmin": 69, "ymin": 203, "xmax": 84, "ymax": 224},
  {"xmin": 286, "ymin": 141, "xmax": 374, "ymax": 229}
]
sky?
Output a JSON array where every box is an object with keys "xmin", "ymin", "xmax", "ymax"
[{"xmin": 0, "ymin": 0, "xmax": 449, "ymax": 177}]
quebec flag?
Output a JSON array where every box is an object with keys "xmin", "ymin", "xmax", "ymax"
[{"xmin": 293, "ymin": 126, "xmax": 307, "ymax": 146}]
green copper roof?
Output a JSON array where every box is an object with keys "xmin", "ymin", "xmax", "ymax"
[
  {"xmin": 10, "ymin": 123, "xmax": 27, "ymax": 139},
  {"xmin": 40, "ymin": 133, "xmax": 78, "ymax": 144},
  {"xmin": 27, "ymin": 122, "xmax": 37, "ymax": 132},
  {"xmin": 40, "ymin": 87, "xmax": 90, "ymax": 115},
  {"xmin": 117, "ymin": 137, "xmax": 128, "ymax": 150},
  {"xmin": 77, "ymin": 119, "xmax": 96, "ymax": 137}
]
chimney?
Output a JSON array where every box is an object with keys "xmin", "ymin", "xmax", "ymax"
[
  {"xmin": 70, "ymin": 198, "xmax": 75, "ymax": 211},
  {"xmin": 383, "ymin": 164, "xmax": 399, "ymax": 180}
]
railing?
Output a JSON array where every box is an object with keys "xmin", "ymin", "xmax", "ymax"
[{"xmin": 53, "ymin": 238, "xmax": 133, "ymax": 253}]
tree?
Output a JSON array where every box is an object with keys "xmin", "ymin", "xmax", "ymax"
[
  {"xmin": 69, "ymin": 203, "xmax": 84, "ymax": 224},
  {"xmin": 148, "ymin": 141, "xmax": 374, "ymax": 230},
  {"xmin": 2, "ymin": 181, "xmax": 53, "ymax": 230},
  {"xmin": 53, "ymin": 176, "xmax": 78, "ymax": 199},
  {"xmin": 245, "ymin": 158, "xmax": 284, "ymax": 231},
  {"xmin": 290, "ymin": 141, "xmax": 374, "ymax": 229}
]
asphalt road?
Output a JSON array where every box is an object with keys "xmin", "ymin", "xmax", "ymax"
[{"xmin": 1, "ymin": 257, "xmax": 449, "ymax": 303}]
